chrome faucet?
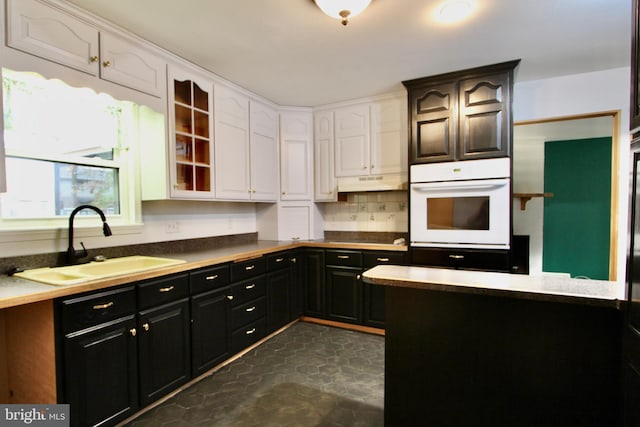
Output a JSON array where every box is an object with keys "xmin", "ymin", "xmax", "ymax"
[{"xmin": 66, "ymin": 205, "xmax": 112, "ymax": 265}]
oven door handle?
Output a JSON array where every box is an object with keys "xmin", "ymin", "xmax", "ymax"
[{"xmin": 411, "ymin": 179, "xmax": 508, "ymax": 192}]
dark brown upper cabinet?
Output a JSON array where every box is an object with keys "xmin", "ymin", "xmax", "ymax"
[
  {"xmin": 631, "ymin": 0, "xmax": 640, "ymax": 132},
  {"xmin": 403, "ymin": 60, "xmax": 520, "ymax": 164}
]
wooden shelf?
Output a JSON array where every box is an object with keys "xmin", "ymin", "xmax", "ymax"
[{"xmin": 513, "ymin": 192, "xmax": 554, "ymax": 211}]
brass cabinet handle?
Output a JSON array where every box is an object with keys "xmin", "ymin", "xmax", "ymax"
[
  {"xmin": 93, "ymin": 301, "xmax": 113, "ymax": 310},
  {"xmin": 89, "ymin": 55, "xmax": 99, "ymax": 63},
  {"xmin": 129, "ymin": 328, "xmax": 137, "ymax": 337},
  {"xmin": 291, "ymin": 257, "xmax": 297, "ymax": 263},
  {"xmin": 449, "ymin": 255, "xmax": 465, "ymax": 260},
  {"xmin": 159, "ymin": 286, "xmax": 174, "ymax": 293},
  {"xmin": 245, "ymin": 306, "xmax": 256, "ymax": 312},
  {"xmin": 245, "ymin": 284, "xmax": 256, "ymax": 290},
  {"xmin": 275, "ymin": 258, "xmax": 284, "ymax": 263},
  {"xmin": 142, "ymin": 323, "xmax": 149, "ymax": 331},
  {"xmin": 227, "ymin": 295, "xmax": 234, "ymax": 300},
  {"xmin": 356, "ymin": 274, "xmax": 361, "ymax": 280},
  {"xmin": 245, "ymin": 328, "xmax": 256, "ymax": 335},
  {"xmin": 245, "ymin": 265, "xmax": 255, "ymax": 271},
  {"xmin": 337, "ymin": 255, "xmax": 350, "ymax": 259},
  {"xmin": 205, "ymin": 274, "xmax": 219, "ymax": 280},
  {"xmin": 102, "ymin": 60, "xmax": 111, "ymax": 67},
  {"xmin": 376, "ymin": 257, "xmax": 390, "ymax": 262}
]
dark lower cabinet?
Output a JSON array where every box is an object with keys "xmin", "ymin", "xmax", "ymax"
[
  {"xmin": 191, "ymin": 287, "xmax": 231, "ymax": 376},
  {"xmin": 302, "ymin": 249, "xmax": 325, "ymax": 318},
  {"xmin": 326, "ymin": 266, "xmax": 362, "ymax": 324},
  {"xmin": 63, "ymin": 315, "xmax": 138, "ymax": 427},
  {"xmin": 410, "ymin": 246, "xmax": 510, "ymax": 272},
  {"xmin": 137, "ymin": 297, "xmax": 191, "ymax": 407},
  {"xmin": 266, "ymin": 267, "xmax": 292, "ymax": 333}
]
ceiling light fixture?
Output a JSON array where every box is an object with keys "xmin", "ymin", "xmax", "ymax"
[
  {"xmin": 437, "ymin": 0, "xmax": 474, "ymax": 23},
  {"xmin": 314, "ymin": 0, "xmax": 372, "ymax": 26}
]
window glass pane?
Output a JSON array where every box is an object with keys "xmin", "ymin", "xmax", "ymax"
[{"xmin": 0, "ymin": 157, "xmax": 119, "ymax": 218}]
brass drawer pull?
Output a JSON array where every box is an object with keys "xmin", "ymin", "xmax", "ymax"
[
  {"xmin": 245, "ymin": 284, "xmax": 256, "ymax": 290},
  {"xmin": 449, "ymin": 255, "xmax": 465, "ymax": 260},
  {"xmin": 159, "ymin": 286, "xmax": 174, "ymax": 293},
  {"xmin": 377, "ymin": 257, "xmax": 390, "ymax": 262},
  {"xmin": 227, "ymin": 295, "xmax": 234, "ymax": 301},
  {"xmin": 129, "ymin": 328, "xmax": 136, "ymax": 337},
  {"xmin": 92, "ymin": 301, "xmax": 114, "ymax": 310},
  {"xmin": 142, "ymin": 323, "xmax": 149, "ymax": 331},
  {"xmin": 337, "ymin": 255, "xmax": 350, "ymax": 259},
  {"xmin": 245, "ymin": 306, "xmax": 256, "ymax": 312},
  {"xmin": 205, "ymin": 274, "xmax": 219, "ymax": 280},
  {"xmin": 245, "ymin": 265, "xmax": 255, "ymax": 271},
  {"xmin": 246, "ymin": 328, "xmax": 256, "ymax": 335},
  {"xmin": 275, "ymin": 258, "xmax": 284, "ymax": 263}
]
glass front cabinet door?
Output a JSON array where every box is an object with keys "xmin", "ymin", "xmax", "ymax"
[{"xmin": 168, "ymin": 66, "xmax": 215, "ymax": 198}]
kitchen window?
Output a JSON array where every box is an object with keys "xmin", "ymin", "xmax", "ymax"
[{"xmin": 0, "ymin": 68, "xmax": 154, "ymax": 231}]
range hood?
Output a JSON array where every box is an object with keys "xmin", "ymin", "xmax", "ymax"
[{"xmin": 337, "ymin": 173, "xmax": 407, "ymax": 192}]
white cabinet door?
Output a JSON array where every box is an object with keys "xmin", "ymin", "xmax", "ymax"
[
  {"xmin": 166, "ymin": 65, "xmax": 215, "ymax": 199},
  {"xmin": 99, "ymin": 33, "xmax": 165, "ymax": 97},
  {"xmin": 249, "ymin": 100, "xmax": 278, "ymax": 201},
  {"xmin": 314, "ymin": 110, "xmax": 337, "ymax": 201},
  {"xmin": 280, "ymin": 112, "xmax": 313, "ymax": 201},
  {"xmin": 279, "ymin": 205, "xmax": 310, "ymax": 241},
  {"xmin": 334, "ymin": 104, "xmax": 370, "ymax": 177},
  {"xmin": 7, "ymin": 0, "xmax": 99, "ymax": 76},
  {"xmin": 214, "ymin": 84, "xmax": 250, "ymax": 200},
  {"xmin": 370, "ymin": 95, "xmax": 406, "ymax": 175}
]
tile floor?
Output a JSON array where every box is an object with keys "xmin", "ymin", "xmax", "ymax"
[{"xmin": 123, "ymin": 322, "xmax": 385, "ymax": 426}]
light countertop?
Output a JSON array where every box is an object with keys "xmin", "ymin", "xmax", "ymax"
[
  {"xmin": 362, "ymin": 265, "xmax": 625, "ymax": 309},
  {"xmin": 0, "ymin": 240, "xmax": 406, "ymax": 309}
]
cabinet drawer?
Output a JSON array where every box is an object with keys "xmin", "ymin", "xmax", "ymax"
[
  {"xmin": 325, "ymin": 250, "xmax": 362, "ymax": 267},
  {"xmin": 624, "ymin": 324, "xmax": 640, "ymax": 365},
  {"xmin": 190, "ymin": 264, "xmax": 230, "ymax": 295},
  {"xmin": 230, "ymin": 297, "xmax": 266, "ymax": 330},
  {"xmin": 363, "ymin": 251, "xmax": 406, "ymax": 268},
  {"xmin": 410, "ymin": 247, "xmax": 510, "ymax": 272},
  {"xmin": 231, "ymin": 317, "xmax": 266, "ymax": 353},
  {"xmin": 231, "ymin": 257, "xmax": 266, "ymax": 282},
  {"xmin": 230, "ymin": 276, "xmax": 266, "ymax": 306},
  {"xmin": 137, "ymin": 274, "xmax": 189, "ymax": 310},
  {"xmin": 267, "ymin": 252, "xmax": 291, "ymax": 271},
  {"xmin": 60, "ymin": 286, "xmax": 136, "ymax": 334}
]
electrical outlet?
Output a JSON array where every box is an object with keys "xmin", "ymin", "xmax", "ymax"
[{"xmin": 166, "ymin": 221, "xmax": 179, "ymax": 233}]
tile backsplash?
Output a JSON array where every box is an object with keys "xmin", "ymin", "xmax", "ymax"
[{"xmin": 320, "ymin": 191, "xmax": 408, "ymax": 232}]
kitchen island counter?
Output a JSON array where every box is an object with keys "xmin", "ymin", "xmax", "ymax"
[
  {"xmin": 363, "ymin": 265, "xmax": 623, "ymax": 427},
  {"xmin": 362, "ymin": 264, "xmax": 625, "ymax": 309}
]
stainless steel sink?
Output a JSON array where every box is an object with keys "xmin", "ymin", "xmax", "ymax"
[{"xmin": 15, "ymin": 255, "xmax": 186, "ymax": 286}]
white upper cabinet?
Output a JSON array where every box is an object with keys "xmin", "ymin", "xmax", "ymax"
[
  {"xmin": 329, "ymin": 95, "xmax": 407, "ymax": 179},
  {"xmin": 249, "ymin": 100, "xmax": 279, "ymax": 201},
  {"xmin": 165, "ymin": 65, "xmax": 215, "ymax": 199},
  {"xmin": 98, "ymin": 33, "xmax": 165, "ymax": 97},
  {"xmin": 370, "ymin": 95, "xmax": 407, "ymax": 175},
  {"xmin": 214, "ymin": 85, "xmax": 278, "ymax": 201},
  {"xmin": 280, "ymin": 112, "xmax": 313, "ymax": 201},
  {"xmin": 313, "ymin": 110, "xmax": 337, "ymax": 201},
  {"xmin": 214, "ymin": 84, "xmax": 251, "ymax": 200},
  {"xmin": 334, "ymin": 104, "xmax": 370, "ymax": 177},
  {"xmin": 7, "ymin": 0, "xmax": 165, "ymax": 97}
]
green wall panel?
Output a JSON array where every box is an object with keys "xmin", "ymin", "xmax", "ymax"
[{"xmin": 542, "ymin": 137, "xmax": 611, "ymax": 280}]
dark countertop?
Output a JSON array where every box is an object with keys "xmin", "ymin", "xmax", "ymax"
[
  {"xmin": 0, "ymin": 240, "xmax": 406, "ymax": 309},
  {"xmin": 362, "ymin": 264, "xmax": 625, "ymax": 309}
]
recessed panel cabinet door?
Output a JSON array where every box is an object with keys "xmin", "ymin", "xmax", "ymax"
[
  {"xmin": 410, "ymin": 82, "xmax": 456, "ymax": 163},
  {"xmin": 191, "ymin": 289, "xmax": 231, "ymax": 376},
  {"xmin": 138, "ymin": 298, "xmax": 191, "ymax": 406},
  {"xmin": 458, "ymin": 72, "xmax": 511, "ymax": 160},
  {"xmin": 7, "ymin": 0, "xmax": 99, "ymax": 75},
  {"xmin": 249, "ymin": 101, "xmax": 278, "ymax": 201},
  {"xmin": 334, "ymin": 104, "xmax": 370, "ymax": 177},
  {"xmin": 63, "ymin": 316, "xmax": 138, "ymax": 427}
]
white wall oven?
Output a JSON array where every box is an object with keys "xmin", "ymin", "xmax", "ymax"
[{"xmin": 410, "ymin": 158, "xmax": 511, "ymax": 249}]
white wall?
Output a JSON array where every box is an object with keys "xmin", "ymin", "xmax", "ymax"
[{"xmin": 513, "ymin": 66, "xmax": 631, "ymax": 282}]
